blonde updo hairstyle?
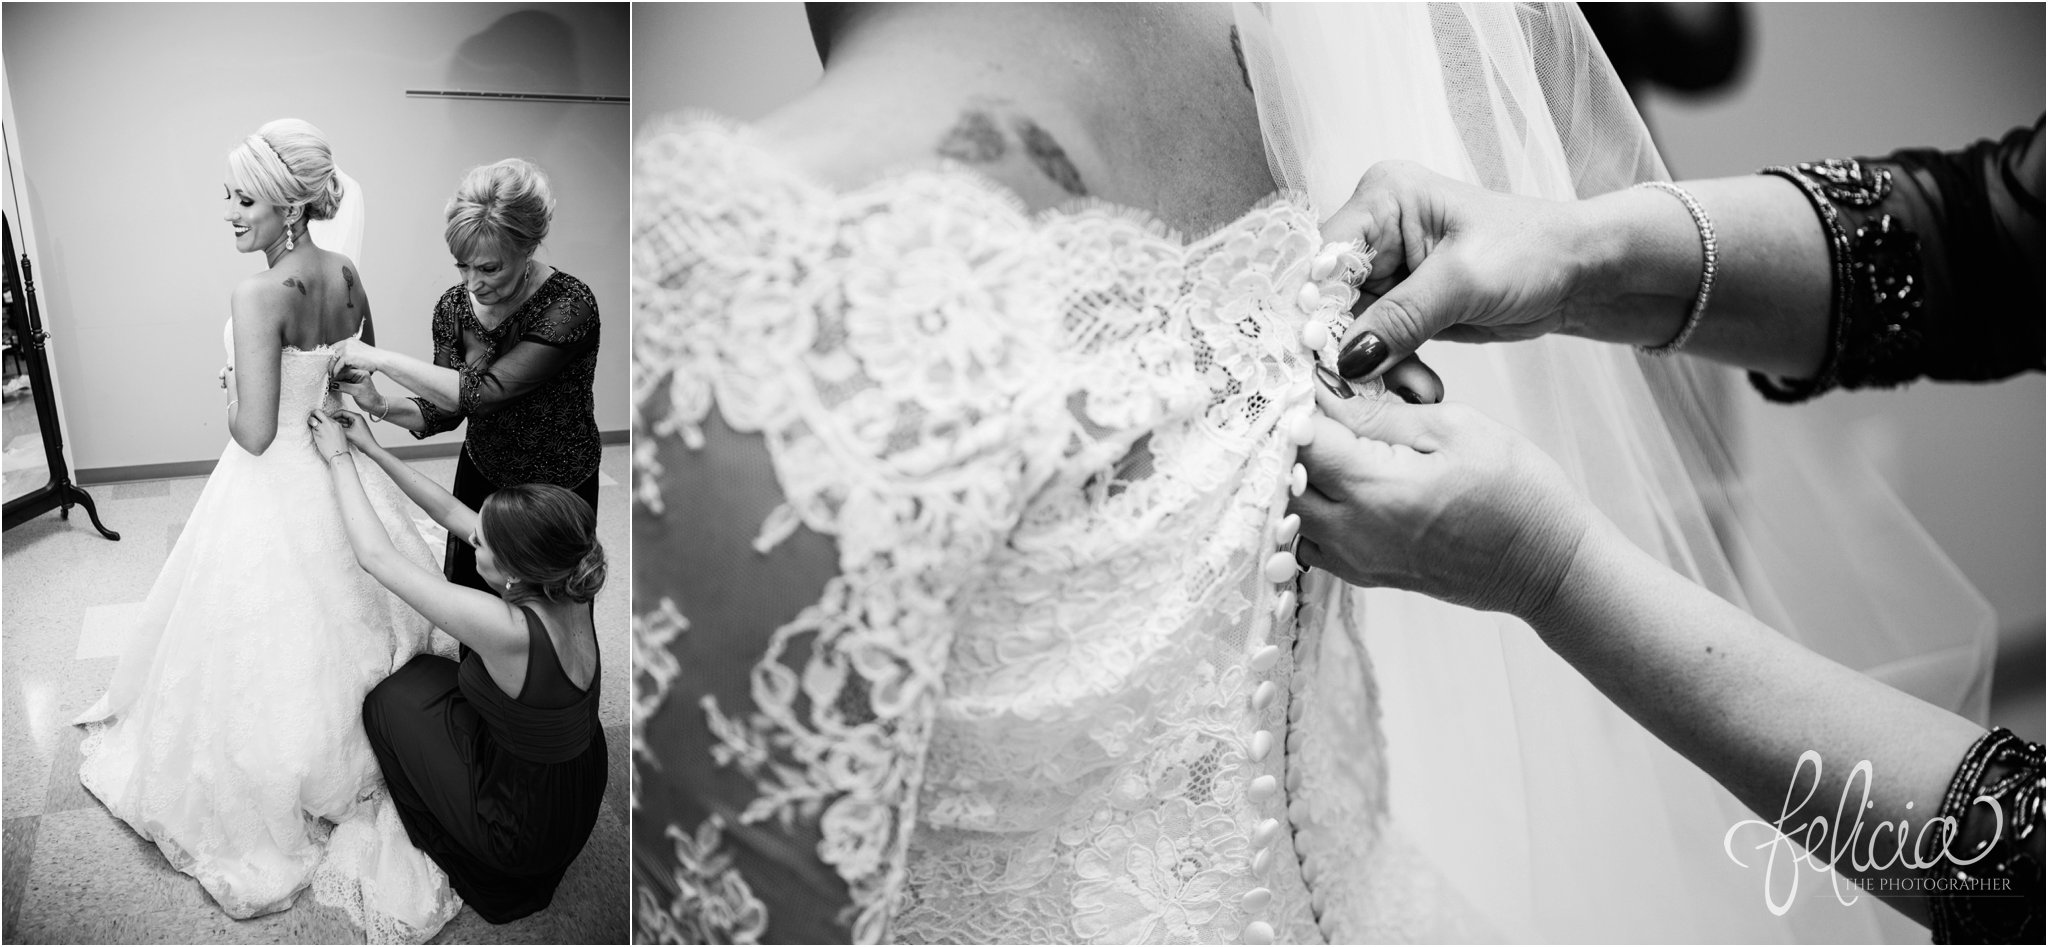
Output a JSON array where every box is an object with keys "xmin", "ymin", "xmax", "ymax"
[
  {"xmin": 444, "ymin": 158, "xmax": 555, "ymax": 261},
  {"xmin": 481, "ymin": 483, "xmax": 605, "ymax": 605},
  {"xmin": 227, "ymin": 118, "xmax": 343, "ymax": 223}
]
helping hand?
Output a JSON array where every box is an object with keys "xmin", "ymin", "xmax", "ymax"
[
  {"xmin": 1321, "ymin": 161, "xmax": 1595, "ymax": 383},
  {"xmin": 1288, "ymin": 384, "xmax": 1594, "ymax": 621},
  {"xmin": 328, "ymin": 339, "xmax": 380, "ymax": 385},
  {"xmin": 307, "ymin": 409, "xmax": 350, "ymax": 458},
  {"xmin": 334, "ymin": 374, "xmax": 387, "ymax": 418},
  {"xmin": 328, "ymin": 408, "xmax": 379, "ymax": 451}
]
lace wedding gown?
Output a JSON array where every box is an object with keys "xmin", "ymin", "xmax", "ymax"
[
  {"xmin": 76, "ymin": 317, "xmax": 461, "ymax": 939},
  {"xmin": 634, "ymin": 5, "xmax": 1995, "ymax": 942}
]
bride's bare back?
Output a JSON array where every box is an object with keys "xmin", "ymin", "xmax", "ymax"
[{"xmin": 756, "ymin": 4, "xmax": 1275, "ymax": 233}]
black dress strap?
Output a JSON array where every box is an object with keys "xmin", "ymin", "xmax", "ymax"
[{"xmin": 455, "ymin": 606, "xmax": 598, "ymax": 765}]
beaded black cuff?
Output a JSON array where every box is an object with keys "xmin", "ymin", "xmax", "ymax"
[
  {"xmin": 1751, "ymin": 160, "xmax": 1927, "ymax": 403},
  {"xmin": 1922, "ymin": 728, "xmax": 2043, "ymax": 945}
]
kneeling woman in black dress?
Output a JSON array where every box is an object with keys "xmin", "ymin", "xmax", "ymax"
[{"xmin": 309, "ymin": 406, "xmax": 606, "ymax": 923}]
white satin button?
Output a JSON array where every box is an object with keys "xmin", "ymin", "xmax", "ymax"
[
  {"xmin": 1262, "ymin": 551, "xmax": 1298, "ymax": 584},
  {"xmin": 1273, "ymin": 589, "xmax": 1296, "ymax": 618},
  {"xmin": 1310, "ymin": 248, "xmax": 1340, "ymax": 281},
  {"xmin": 1248, "ymin": 774, "xmax": 1278, "ymax": 802},
  {"xmin": 1287, "ymin": 412, "xmax": 1316, "ymax": 446},
  {"xmin": 1297, "ymin": 282, "xmax": 1323, "ymax": 311},
  {"xmin": 1289, "ymin": 797, "xmax": 1312, "ymax": 824},
  {"xmin": 1248, "ymin": 729, "xmax": 1274, "ymax": 761},
  {"xmin": 1290, "ymin": 462, "xmax": 1307, "ymax": 497},
  {"xmin": 1243, "ymin": 920, "xmax": 1276, "ymax": 945},
  {"xmin": 1252, "ymin": 818, "xmax": 1281, "ymax": 847},
  {"xmin": 1300, "ymin": 317, "xmax": 1329, "ymax": 351},
  {"xmin": 1252, "ymin": 847, "xmax": 1273, "ymax": 873},
  {"xmin": 1273, "ymin": 515, "xmax": 1300, "ymax": 547},
  {"xmin": 1241, "ymin": 886, "xmax": 1274, "ymax": 913},
  {"xmin": 1285, "ymin": 766, "xmax": 1303, "ymax": 790},
  {"xmin": 1286, "ymin": 728, "xmax": 1307, "ymax": 753},
  {"xmin": 1251, "ymin": 680, "xmax": 1277, "ymax": 710},
  {"xmin": 1250, "ymin": 644, "xmax": 1281, "ymax": 672}
]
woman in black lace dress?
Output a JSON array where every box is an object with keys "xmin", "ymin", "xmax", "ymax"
[
  {"xmin": 334, "ymin": 158, "xmax": 603, "ymax": 594},
  {"xmin": 1295, "ymin": 121, "xmax": 2043, "ymax": 942}
]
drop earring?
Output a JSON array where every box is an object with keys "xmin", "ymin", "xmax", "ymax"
[{"xmin": 284, "ymin": 222, "xmax": 296, "ymax": 252}]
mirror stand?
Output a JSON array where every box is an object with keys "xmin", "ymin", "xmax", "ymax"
[{"xmin": 3, "ymin": 214, "xmax": 116, "ymax": 540}]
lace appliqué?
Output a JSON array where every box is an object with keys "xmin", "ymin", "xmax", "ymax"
[
  {"xmin": 634, "ymin": 116, "xmax": 1384, "ymax": 944},
  {"xmin": 635, "ymin": 815, "xmax": 771, "ymax": 944}
]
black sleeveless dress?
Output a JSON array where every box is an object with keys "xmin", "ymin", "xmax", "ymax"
[{"xmin": 362, "ymin": 605, "xmax": 606, "ymax": 923}]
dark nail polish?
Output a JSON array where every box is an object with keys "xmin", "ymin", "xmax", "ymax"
[
  {"xmin": 1393, "ymin": 386, "xmax": 1423, "ymax": 405},
  {"xmin": 1314, "ymin": 362, "xmax": 1356, "ymax": 399},
  {"xmin": 1336, "ymin": 331, "xmax": 1387, "ymax": 379}
]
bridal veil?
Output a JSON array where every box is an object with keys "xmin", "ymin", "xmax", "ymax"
[{"xmin": 1240, "ymin": 3, "xmax": 1995, "ymax": 941}]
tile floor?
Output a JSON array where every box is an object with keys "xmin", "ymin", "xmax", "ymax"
[{"xmin": 1, "ymin": 445, "xmax": 631, "ymax": 944}]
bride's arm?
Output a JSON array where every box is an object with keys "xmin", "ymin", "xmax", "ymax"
[
  {"xmin": 227, "ymin": 280, "xmax": 287, "ymax": 455},
  {"xmin": 311, "ymin": 411, "xmax": 521, "ymax": 656},
  {"xmin": 331, "ymin": 410, "xmax": 478, "ymax": 540}
]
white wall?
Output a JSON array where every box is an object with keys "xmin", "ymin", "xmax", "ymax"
[
  {"xmin": 1639, "ymin": 2, "xmax": 2046, "ymax": 637},
  {"xmin": 632, "ymin": 1, "xmax": 820, "ymax": 129},
  {"xmin": 2, "ymin": 2, "xmax": 630, "ymax": 474}
]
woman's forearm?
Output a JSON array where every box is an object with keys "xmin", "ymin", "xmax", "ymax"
[
  {"xmin": 1568, "ymin": 175, "xmax": 1833, "ymax": 379},
  {"xmin": 324, "ymin": 453, "xmax": 407, "ymax": 578},
  {"xmin": 373, "ymin": 347, "xmax": 463, "ymax": 413},
  {"xmin": 354, "ymin": 439, "xmax": 474, "ymax": 534},
  {"xmin": 372, "ymin": 395, "xmax": 431, "ymax": 433},
  {"xmin": 1525, "ymin": 520, "xmax": 1983, "ymax": 923}
]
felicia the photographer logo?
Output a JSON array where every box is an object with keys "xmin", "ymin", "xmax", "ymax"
[{"xmin": 1722, "ymin": 750, "xmax": 2008, "ymax": 916}]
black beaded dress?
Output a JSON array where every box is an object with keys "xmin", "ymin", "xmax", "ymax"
[
  {"xmin": 1753, "ymin": 117, "xmax": 2044, "ymax": 401},
  {"xmin": 363, "ymin": 605, "xmax": 607, "ymax": 923},
  {"xmin": 411, "ymin": 270, "xmax": 603, "ymax": 593}
]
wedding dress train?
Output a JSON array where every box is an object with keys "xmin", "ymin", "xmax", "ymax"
[{"xmin": 76, "ymin": 314, "xmax": 461, "ymax": 940}]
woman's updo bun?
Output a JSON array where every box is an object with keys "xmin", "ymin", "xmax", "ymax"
[
  {"xmin": 228, "ymin": 118, "xmax": 341, "ymax": 221},
  {"xmin": 444, "ymin": 157, "xmax": 555, "ymax": 260},
  {"xmin": 481, "ymin": 484, "xmax": 604, "ymax": 604}
]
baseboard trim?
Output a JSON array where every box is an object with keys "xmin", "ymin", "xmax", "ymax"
[{"xmin": 77, "ymin": 429, "xmax": 629, "ymax": 485}]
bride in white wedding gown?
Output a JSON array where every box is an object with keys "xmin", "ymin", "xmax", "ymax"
[
  {"xmin": 632, "ymin": 5, "xmax": 1995, "ymax": 943},
  {"xmin": 73, "ymin": 119, "xmax": 459, "ymax": 939}
]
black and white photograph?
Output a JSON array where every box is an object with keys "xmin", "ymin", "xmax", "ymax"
[
  {"xmin": 2, "ymin": 3, "xmax": 630, "ymax": 943},
  {"xmin": 628, "ymin": 3, "xmax": 2042, "ymax": 944}
]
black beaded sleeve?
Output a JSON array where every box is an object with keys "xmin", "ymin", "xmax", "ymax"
[
  {"xmin": 1751, "ymin": 118, "xmax": 2045, "ymax": 402},
  {"xmin": 1921, "ymin": 728, "xmax": 2043, "ymax": 944}
]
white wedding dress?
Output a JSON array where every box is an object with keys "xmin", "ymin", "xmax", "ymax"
[
  {"xmin": 632, "ymin": 5, "xmax": 1995, "ymax": 943},
  {"xmin": 76, "ymin": 202, "xmax": 463, "ymax": 939}
]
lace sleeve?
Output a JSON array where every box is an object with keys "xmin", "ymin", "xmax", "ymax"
[
  {"xmin": 630, "ymin": 118, "xmax": 1068, "ymax": 944},
  {"xmin": 458, "ymin": 285, "xmax": 599, "ymax": 418},
  {"xmin": 1751, "ymin": 119, "xmax": 2045, "ymax": 402},
  {"xmin": 411, "ymin": 294, "xmax": 466, "ymax": 438}
]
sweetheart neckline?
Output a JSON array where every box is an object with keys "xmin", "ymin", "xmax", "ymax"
[{"xmin": 643, "ymin": 109, "xmax": 1315, "ymax": 251}]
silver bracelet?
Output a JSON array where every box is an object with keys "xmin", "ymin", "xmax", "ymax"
[
  {"xmin": 369, "ymin": 398, "xmax": 391, "ymax": 423},
  {"xmin": 1633, "ymin": 181, "xmax": 1718, "ymax": 357}
]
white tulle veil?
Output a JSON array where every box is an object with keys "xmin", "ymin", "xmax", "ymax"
[
  {"xmin": 309, "ymin": 168, "xmax": 366, "ymax": 266},
  {"xmin": 1238, "ymin": 3, "xmax": 1994, "ymax": 941}
]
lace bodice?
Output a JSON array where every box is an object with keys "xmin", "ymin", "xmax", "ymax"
[
  {"xmin": 222, "ymin": 318, "xmax": 348, "ymax": 455},
  {"xmin": 632, "ymin": 118, "xmax": 1404, "ymax": 944}
]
